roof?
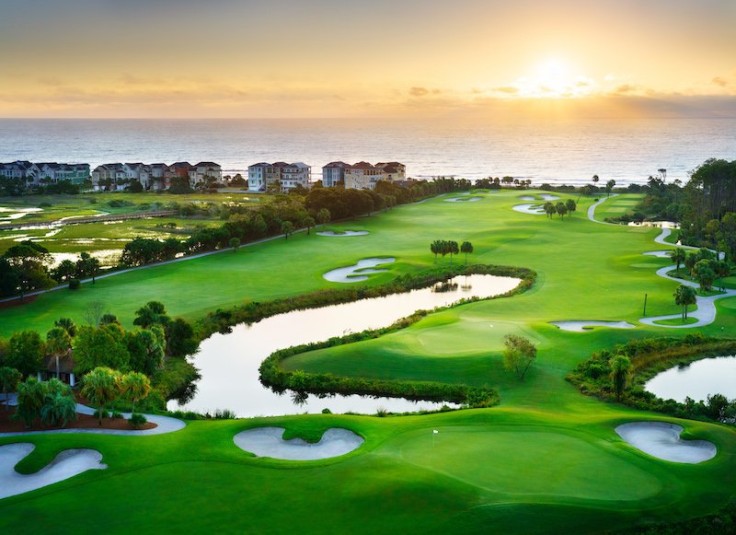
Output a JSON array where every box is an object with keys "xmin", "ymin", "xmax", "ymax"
[
  {"xmin": 44, "ymin": 352, "xmax": 74, "ymax": 374},
  {"xmin": 323, "ymin": 161, "xmax": 348, "ymax": 168},
  {"xmin": 350, "ymin": 161, "xmax": 374, "ymax": 169},
  {"xmin": 194, "ymin": 161, "xmax": 220, "ymax": 168}
]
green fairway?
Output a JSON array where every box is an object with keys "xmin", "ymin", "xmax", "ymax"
[{"xmin": 1, "ymin": 190, "xmax": 735, "ymax": 534}]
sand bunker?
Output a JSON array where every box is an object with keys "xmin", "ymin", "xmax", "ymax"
[
  {"xmin": 518, "ymin": 195, "xmax": 535, "ymax": 201},
  {"xmin": 316, "ymin": 230, "xmax": 369, "ymax": 237},
  {"xmin": 512, "ymin": 204, "xmax": 545, "ymax": 215},
  {"xmin": 643, "ymin": 251, "xmax": 672, "ymax": 258},
  {"xmin": 323, "ymin": 257, "xmax": 395, "ymax": 283},
  {"xmin": 233, "ymin": 427, "xmax": 364, "ymax": 460},
  {"xmin": 540, "ymin": 194, "xmax": 559, "ymax": 201},
  {"xmin": 0, "ymin": 443, "xmax": 106, "ymax": 500},
  {"xmin": 551, "ymin": 320, "xmax": 636, "ymax": 332},
  {"xmin": 445, "ymin": 197, "xmax": 481, "ymax": 203},
  {"xmin": 616, "ymin": 422, "xmax": 716, "ymax": 464}
]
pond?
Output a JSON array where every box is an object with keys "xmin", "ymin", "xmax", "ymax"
[
  {"xmin": 170, "ymin": 273, "xmax": 521, "ymax": 417},
  {"xmin": 645, "ymin": 356, "xmax": 736, "ymax": 403}
]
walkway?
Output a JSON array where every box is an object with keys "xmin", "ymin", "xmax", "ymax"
[
  {"xmin": 587, "ymin": 196, "xmax": 735, "ymax": 329},
  {"xmin": 0, "ymin": 396, "xmax": 185, "ymax": 437}
]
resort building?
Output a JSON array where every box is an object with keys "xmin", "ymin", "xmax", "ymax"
[
  {"xmin": 342, "ymin": 162, "xmax": 404, "ymax": 190},
  {"xmin": 322, "ymin": 161, "xmax": 349, "ymax": 187},
  {"xmin": 248, "ymin": 161, "xmax": 311, "ymax": 192},
  {"xmin": 91, "ymin": 161, "xmax": 221, "ymax": 191},
  {"xmin": 1, "ymin": 161, "xmax": 90, "ymax": 185}
]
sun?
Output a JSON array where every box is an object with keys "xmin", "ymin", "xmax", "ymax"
[{"xmin": 514, "ymin": 57, "xmax": 595, "ymax": 99}]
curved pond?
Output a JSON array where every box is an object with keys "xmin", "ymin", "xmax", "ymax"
[
  {"xmin": 171, "ymin": 273, "xmax": 521, "ymax": 417},
  {"xmin": 645, "ymin": 356, "xmax": 736, "ymax": 403}
]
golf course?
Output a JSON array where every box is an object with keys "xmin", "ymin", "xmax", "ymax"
[{"xmin": 1, "ymin": 189, "xmax": 735, "ymax": 534}]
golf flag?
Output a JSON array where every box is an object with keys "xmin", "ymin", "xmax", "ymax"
[{"xmin": 433, "ymin": 429, "xmax": 439, "ymax": 434}]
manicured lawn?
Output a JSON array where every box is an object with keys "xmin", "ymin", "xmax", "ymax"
[{"xmin": 1, "ymin": 190, "xmax": 735, "ymax": 534}]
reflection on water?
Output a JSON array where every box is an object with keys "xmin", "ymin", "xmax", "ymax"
[
  {"xmin": 645, "ymin": 356, "xmax": 736, "ymax": 403},
  {"xmin": 171, "ymin": 274, "xmax": 520, "ymax": 417}
]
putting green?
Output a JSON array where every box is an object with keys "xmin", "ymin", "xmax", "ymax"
[{"xmin": 386, "ymin": 426, "xmax": 662, "ymax": 501}]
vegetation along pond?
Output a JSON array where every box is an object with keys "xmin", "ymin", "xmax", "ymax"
[
  {"xmin": 171, "ymin": 274, "xmax": 520, "ymax": 417},
  {"xmin": 645, "ymin": 356, "xmax": 736, "ymax": 403}
]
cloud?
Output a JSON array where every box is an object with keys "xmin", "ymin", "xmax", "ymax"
[
  {"xmin": 492, "ymin": 86, "xmax": 519, "ymax": 95},
  {"xmin": 712, "ymin": 76, "xmax": 728, "ymax": 87},
  {"xmin": 408, "ymin": 86, "xmax": 441, "ymax": 97}
]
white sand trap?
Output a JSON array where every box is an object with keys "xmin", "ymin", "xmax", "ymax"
[
  {"xmin": 616, "ymin": 422, "xmax": 716, "ymax": 464},
  {"xmin": 643, "ymin": 251, "xmax": 672, "ymax": 258},
  {"xmin": 551, "ymin": 320, "xmax": 636, "ymax": 332},
  {"xmin": 316, "ymin": 230, "xmax": 369, "ymax": 237},
  {"xmin": 0, "ymin": 443, "xmax": 106, "ymax": 500},
  {"xmin": 323, "ymin": 257, "xmax": 395, "ymax": 283},
  {"xmin": 518, "ymin": 195, "xmax": 535, "ymax": 201},
  {"xmin": 234, "ymin": 427, "xmax": 364, "ymax": 460},
  {"xmin": 512, "ymin": 204, "xmax": 545, "ymax": 215},
  {"xmin": 540, "ymin": 194, "xmax": 559, "ymax": 201}
]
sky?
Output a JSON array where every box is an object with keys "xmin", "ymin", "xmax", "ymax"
[{"xmin": 1, "ymin": 0, "xmax": 735, "ymax": 119}]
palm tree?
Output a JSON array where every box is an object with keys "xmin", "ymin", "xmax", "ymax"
[
  {"xmin": 81, "ymin": 367, "xmax": 122, "ymax": 426},
  {"xmin": 669, "ymin": 248, "xmax": 686, "ymax": 274},
  {"xmin": 15, "ymin": 377, "xmax": 47, "ymax": 427},
  {"xmin": 121, "ymin": 372, "xmax": 151, "ymax": 416},
  {"xmin": 0, "ymin": 367, "xmax": 22, "ymax": 411},
  {"xmin": 46, "ymin": 327, "xmax": 72, "ymax": 379},
  {"xmin": 609, "ymin": 355, "xmax": 632, "ymax": 400},
  {"xmin": 460, "ymin": 241, "xmax": 474, "ymax": 264},
  {"xmin": 674, "ymin": 285, "xmax": 697, "ymax": 321}
]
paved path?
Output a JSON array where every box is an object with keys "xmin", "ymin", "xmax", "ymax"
[
  {"xmin": 586, "ymin": 194, "xmax": 619, "ymax": 224},
  {"xmin": 0, "ymin": 396, "xmax": 185, "ymax": 437},
  {"xmin": 587, "ymin": 197, "xmax": 735, "ymax": 329}
]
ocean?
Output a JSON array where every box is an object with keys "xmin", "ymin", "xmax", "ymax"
[{"xmin": 0, "ymin": 117, "xmax": 734, "ymax": 186}]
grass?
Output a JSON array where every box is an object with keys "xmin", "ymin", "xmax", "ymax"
[
  {"xmin": 1, "ymin": 190, "xmax": 735, "ymax": 534},
  {"xmin": 654, "ymin": 317, "xmax": 700, "ymax": 326}
]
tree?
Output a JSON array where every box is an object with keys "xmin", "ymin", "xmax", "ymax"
[
  {"xmin": 2, "ymin": 241, "xmax": 54, "ymax": 300},
  {"xmin": 556, "ymin": 202, "xmax": 568, "ymax": 219},
  {"xmin": 565, "ymin": 199, "xmax": 577, "ymax": 213},
  {"xmin": 448, "ymin": 240, "xmax": 459, "ymax": 262},
  {"xmin": 609, "ymin": 355, "xmax": 632, "ymax": 400},
  {"xmin": 430, "ymin": 240, "xmax": 442, "ymax": 261},
  {"xmin": 605, "ymin": 179, "xmax": 616, "ymax": 198},
  {"xmin": 40, "ymin": 378, "xmax": 77, "ymax": 427},
  {"xmin": 15, "ymin": 377, "xmax": 47, "ymax": 427},
  {"xmin": 669, "ymin": 248, "xmax": 686, "ymax": 274},
  {"xmin": 81, "ymin": 367, "xmax": 122, "ymax": 425},
  {"xmin": 133, "ymin": 301, "xmax": 171, "ymax": 329},
  {"xmin": 281, "ymin": 220, "xmax": 294, "ymax": 239},
  {"xmin": 592, "ymin": 175, "xmax": 600, "ymax": 189},
  {"xmin": 52, "ymin": 259, "xmax": 77, "ymax": 282},
  {"xmin": 229, "ymin": 237, "xmax": 240, "ymax": 252},
  {"xmin": 674, "ymin": 285, "xmax": 697, "ymax": 320},
  {"xmin": 55, "ymin": 317, "xmax": 77, "ymax": 337},
  {"xmin": 693, "ymin": 259, "xmax": 716, "ymax": 292},
  {"xmin": 543, "ymin": 202, "xmax": 556, "ymax": 218},
  {"xmin": 7, "ymin": 330, "xmax": 45, "ymax": 376},
  {"xmin": 316, "ymin": 208, "xmax": 331, "ymax": 227},
  {"xmin": 73, "ymin": 324, "xmax": 130, "ymax": 374},
  {"xmin": 121, "ymin": 372, "xmax": 151, "ymax": 415},
  {"xmin": 503, "ymin": 335, "xmax": 537, "ymax": 381},
  {"xmin": 46, "ymin": 327, "xmax": 72, "ymax": 379},
  {"xmin": 460, "ymin": 241, "xmax": 474, "ymax": 264},
  {"xmin": 165, "ymin": 318, "xmax": 198, "ymax": 358},
  {"xmin": 302, "ymin": 215, "xmax": 316, "ymax": 235},
  {"xmin": 127, "ymin": 326, "xmax": 165, "ymax": 375},
  {"xmin": 0, "ymin": 366, "xmax": 22, "ymax": 411}
]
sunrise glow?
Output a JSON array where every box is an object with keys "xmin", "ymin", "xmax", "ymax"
[{"xmin": 0, "ymin": 1, "xmax": 735, "ymax": 118}]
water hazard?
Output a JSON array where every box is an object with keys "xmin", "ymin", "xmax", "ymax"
[
  {"xmin": 171, "ymin": 274, "xmax": 520, "ymax": 417},
  {"xmin": 645, "ymin": 356, "xmax": 736, "ymax": 403}
]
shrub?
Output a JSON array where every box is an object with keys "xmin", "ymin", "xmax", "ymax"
[
  {"xmin": 68, "ymin": 278, "xmax": 81, "ymax": 290},
  {"xmin": 128, "ymin": 413, "xmax": 147, "ymax": 429}
]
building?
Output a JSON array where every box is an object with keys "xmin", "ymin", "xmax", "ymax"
[
  {"xmin": 342, "ymin": 161, "xmax": 407, "ymax": 190},
  {"xmin": 191, "ymin": 162, "xmax": 223, "ymax": 186},
  {"xmin": 7, "ymin": 162, "xmax": 90, "ymax": 185},
  {"xmin": 248, "ymin": 161, "xmax": 311, "ymax": 193},
  {"xmin": 322, "ymin": 161, "xmax": 349, "ymax": 187}
]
